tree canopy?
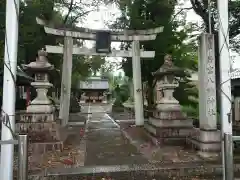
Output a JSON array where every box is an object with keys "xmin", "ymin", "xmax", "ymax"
[
  {"xmin": 189, "ymin": 0, "xmax": 240, "ymax": 110},
  {"xmin": 111, "ymin": 0, "xmax": 198, "ymax": 109},
  {"xmin": 0, "ymin": 0, "xmax": 106, "ymax": 88}
]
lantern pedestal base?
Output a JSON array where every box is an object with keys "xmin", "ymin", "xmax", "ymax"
[{"xmin": 186, "ymin": 128, "xmax": 221, "ymax": 158}]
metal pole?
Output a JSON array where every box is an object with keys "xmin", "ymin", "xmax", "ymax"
[
  {"xmin": 0, "ymin": 1, "xmax": 20, "ymax": 180},
  {"xmin": 224, "ymin": 133, "xmax": 234, "ymax": 180},
  {"xmin": 132, "ymin": 40, "xmax": 144, "ymax": 126},
  {"xmin": 217, "ymin": 0, "xmax": 232, "ymax": 179},
  {"xmin": 208, "ymin": 0, "xmax": 212, "ymax": 34},
  {"xmin": 18, "ymin": 135, "xmax": 28, "ymax": 180}
]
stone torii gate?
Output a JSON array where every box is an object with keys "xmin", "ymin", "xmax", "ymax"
[{"xmin": 36, "ymin": 17, "xmax": 163, "ymax": 126}]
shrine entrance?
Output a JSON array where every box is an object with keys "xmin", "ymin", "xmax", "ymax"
[
  {"xmin": 83, "ymin": 91, "xmax": 105, "ymax": 103},
  {"xmin": 79, "ymin": 76, "xmax": 109, "ymax": 103},
  {"xmin": 36, "ymin": 17, "xmax": 163, "ymax": 126}
]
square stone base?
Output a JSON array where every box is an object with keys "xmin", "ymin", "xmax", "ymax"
[
  {"xmin": 148, "ymin": 117, "xmax": 193, "ymax": 128},
  {"xmin": 19, "ymin": 112, "xmax": 55, "ymax": 123},
  {"xmin": 144, "ymin": 118, "xmax": 193, "ymax": 145},
  {"xmin": 186, "ymin": 128, "xmax": 221, "ymax": 158}
]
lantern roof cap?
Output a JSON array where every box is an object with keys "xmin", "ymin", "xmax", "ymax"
[{"xmin": 152, "ymin": 54, "xmax": 184, "ymax": 78}]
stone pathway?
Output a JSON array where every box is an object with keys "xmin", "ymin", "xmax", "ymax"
[
  {"xmin": 42, "ymin": 104, "xmax": 237, "ymax": 179},
  {"xmin": 84, "ymin": 104, "xmax": 148, "ymax": 165}
]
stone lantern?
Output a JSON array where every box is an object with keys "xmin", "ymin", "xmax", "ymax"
[
  {"xmin": 102, "ymin": 91, "xmax": 108, "ymax": 103},
  {"xmin": 19, "ymin": 49, "xmax": 63, "ymax": 157},
  {"xmin": 144, "ymin": 54, "xmax": 193, "ymax": 144},
  {"xmin": 80, "ymin": 92, "xmax": 86, "ymax": 103},
  {"xmin": 153, "ymin": 54, "xmax": 182, "ymax": 111},
  {"xmin": 22, "ymin": 49, "xmax": 54, "ymax": 116}
]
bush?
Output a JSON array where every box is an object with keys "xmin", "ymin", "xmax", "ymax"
[
  {"xmin": 182, "ymin": 106, "xmax": 198, "ymax": 119},
  {"xmin": 69, "ymin": 95, "xmax": 81, "ymax": 113}
]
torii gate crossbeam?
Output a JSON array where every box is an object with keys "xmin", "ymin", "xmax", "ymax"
[{"xmin": 36, "ymin": 17, "xmax": 164, "ymax": 127}]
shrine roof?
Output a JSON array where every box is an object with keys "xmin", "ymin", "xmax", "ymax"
[
  {"xmin": 0, "ymin": 66, "xmax": 34, "ymax": 86},
  {"xmin": 78, "ymin": 77, "xmax": 109, "ymax": 90},
  {"xmin": 84, "ymin": 76, "xmax": 108, "ymax": 80}
]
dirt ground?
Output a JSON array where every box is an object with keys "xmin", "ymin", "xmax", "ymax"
[{"xmin": 22, "ymin": 104, "xmax": 236, "ymax": 179}]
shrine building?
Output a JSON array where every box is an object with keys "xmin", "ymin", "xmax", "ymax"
[{"xmin": 79, "ymin": 76, "xmax": 109, "ymax": 103}]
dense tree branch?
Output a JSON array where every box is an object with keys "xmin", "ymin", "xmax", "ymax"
[
  {"xmin": 63, "ymin": 0, "xmax": 74, "ymax": 24},
  {"xmin": 189, "ymin": 0, "xmax": 215, "ymax": 33},
  {"xmin": 69, "ymin": 9, "xmax": 95, "ymax": 24},
  {"xmin": 171, "ymin": 7, "xmax": 193, "ymax": 22}
]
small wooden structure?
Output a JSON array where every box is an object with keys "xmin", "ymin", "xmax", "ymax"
[
  {"xmin": 0, "ymin": 66, "xmax": 34, "ymax": 110},
  {"xmin": 79, "ymin": 76, "xmax": 109, "ymax": 103}
]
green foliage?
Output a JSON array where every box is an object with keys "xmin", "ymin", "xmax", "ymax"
[
  {"xmin": 0, "ymin": 0, "xmax": 107, "ymax": 89},
  {"xmin": 117, "ymin": 84, "xmax": 130, "ymax": 102},
  {"xmin": 229, "ymin": 0, "xmax": 240, "ymax": 53},
  {"xmin": 71, "ymin": 55, "xmax": 92, "ymax": 88},
  {"xmin": 190, "ymin": 0, "xmax": 240, "ymax": 112},
  {"xmin": 113, "ymin": 82, "xmax": 130, "ymax": 107},
  {"xmin": 89, "ymin": 55, "xmax": 106, "ymax": 76},
  {"xmin": 181, "ymin": 105, "xmax": 198, "ymax": 119},
  {"xmin": 190, "ymin": 0, "xmax": 240, "ymax": 53},
  {"xmin": 113, "ymin": 97, "xmax": 124, "ymax": 107},
  {"xmin": 113, "ymin": 0, "xmax": 198, "ymax": 109},
  {"xmin": 105, "ymin": 71, "xmax": 128, "ymax": 93}
]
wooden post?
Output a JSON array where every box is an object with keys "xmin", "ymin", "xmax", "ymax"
[
  {"xmin": 59, "ymin": 36, "xmax": 73, "ymax": 126},
  {"xmin": 132, "ymin": 40, "xmax": 144, "ymax": 126},
  {"xmin": 26, "ymin": 87, "xmax": 30, "ymax": 107}
]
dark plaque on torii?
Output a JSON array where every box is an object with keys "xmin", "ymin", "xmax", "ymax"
[{"xmin": 95, "ymin": 31, "xmax": 111, "ymax": 53}]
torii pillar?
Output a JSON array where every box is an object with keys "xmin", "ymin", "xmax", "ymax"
[{"xmin": 36, "ymin": 17, "xmax": 163, "ymax": 126}]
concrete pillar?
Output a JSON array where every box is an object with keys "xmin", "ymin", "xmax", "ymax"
[
  {"xmin": 197, "ymin": 33, "xmax": 221, "ymax": 156},
  {"xmin": 132, "ymin": 40, "xmax": 144, "ymax": 126},
  {"xmin": 59, "ymin": 36, "xmax": 73, "ymax": 126},
  {"xmin": 199, "ymin": 33, "xmax": 217, "ymax": 130}
]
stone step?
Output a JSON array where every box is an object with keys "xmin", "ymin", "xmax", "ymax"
[{"xmin": 144, "ymin": 121, "xmax": 192, "ymax": 139}]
